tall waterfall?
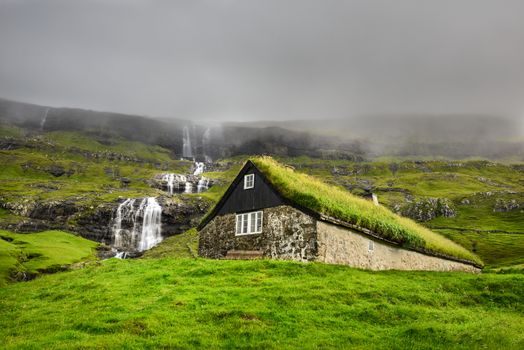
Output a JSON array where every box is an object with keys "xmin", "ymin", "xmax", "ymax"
[
  {"xmin": 112, "ymin": 197, "xmax": 163, "ymax": 252},
  {"xmin": 40, "ymin": 108, "xmax": 50, "ymax": 131},
  {"xmin": 202, "ymin": 127, "xmax": 212, "ymax": 162},
  {"xmin": 182, "ymin": 126, "xmax": 193, "ymax": 158}
]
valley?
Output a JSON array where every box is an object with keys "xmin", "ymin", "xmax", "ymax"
[{"xmin": 0, "ymin": 112, "xmax": 523, "ymax": 348}]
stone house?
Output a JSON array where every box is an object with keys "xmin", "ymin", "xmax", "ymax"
[{"xmin": 198, "ymin": 159, "xmax": 481, "ymax": 272}]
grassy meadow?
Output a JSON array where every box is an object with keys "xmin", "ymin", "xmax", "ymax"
[
  {"xmin": 0, "ymin": 230, "xmax": 98, "ymax": 286},
  {"xmin": 1, "ymin": 258, "xmax": 523, "ymax": 349}
]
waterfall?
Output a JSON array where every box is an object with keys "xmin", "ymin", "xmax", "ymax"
[
  {"xmin": 113, "ymin": 198, "xmax": 136, "ymax": 248},
  {"xmin": 162, "ymin": 173, "xmax": 175, "ymax": 195},
  {"xmin": 162, "ymin": 173, "xmax": 190, "ymax": 194},
  {"xmin": 112, "ymin": 197, "xmax": 163, "ymax": 252},
  {"xmin": 197, "ymin": 176, "xmax": 210, "ymax": 193},
  {"xmin": 184, "ymin": 182, "xmax": 193, "ymax": 193},
  {"xmin": 193, "ymin": 162, "xmax": 205, "ymax": 176},
  {"xmin": 176, "ymin": 175, "xmax": 187, "ymax": 191},
  {"xmin": 202, "ymin": 127, "xmax": 212, "ymax": 162},
  {"xmin": 182, "ymin": 126, "xmax": 193, "ymax": 158},
  {"xmin": 137, "ymin": 197, "xmax": 162, "ymax": 251},
  {"xmin": 40, "ymin": 108, "xmax": 50, "ymax": 131}
]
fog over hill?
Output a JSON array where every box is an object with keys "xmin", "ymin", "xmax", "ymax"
[{"xmin": 1, "ymin": 97, "xmax": 522, "ymax": 160}]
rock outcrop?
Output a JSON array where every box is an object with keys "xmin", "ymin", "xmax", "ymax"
[
  {"xmin": 493, "ymin": 198, "xmax": 520, "ymax": 212},
  {"xmin": 395, "ymin": 198, "xmax": 456, "ymax": 222}
]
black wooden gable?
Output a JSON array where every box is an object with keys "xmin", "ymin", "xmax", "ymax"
[
  {"xmin": 198, "ymin": 161, "xmax": 286, "ymax": 229},
  {"xmin": 216, "ymin": 162, "xmax": 284, "ymax": 215}
]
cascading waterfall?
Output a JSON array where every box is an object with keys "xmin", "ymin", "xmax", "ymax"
[
  {"xmin": 40, "ymin": 108, "xmax": 50, "ymax": 131},
  {"xmin": 162, "ymin": 173, "xmax": 175, "ymax": 195},
  {"xmin": 137, "ymin": 197, "xmax": 162, "ymax": 251},
  {"xmin": 193, "ymin": 162, "xmax": 205, "ymax": 176},
  {"xmin": 184, "ymin": 182, "xmax": 193, "ymax": 193},
  {"xmin": 197, "ymin": 176, "xmax": 210, "ymax": 193},
  {"xmin": 113, "ymin": 198, "xmax": 136, "ymax": 248},
  {"xmin": 112, "ymin": 197, "xmax": 163, "ymax": 253},
  {"xmin": 162, "ymin": 173, "xmax": 189, "ymax": 194},
  {"xmin": 182, "ymin": 126, "xmax": 193, "ymax": 158}
]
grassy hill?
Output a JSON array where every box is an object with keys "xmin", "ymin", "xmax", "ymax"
[
  {"xmin": 0, "ymin": 229, "xmax": 98, "ymax": 286},
  {"xmin": 0, "ymin": 123, "xmax": 195, "ymax": 234},
  {"xmin": 0, "ymin": 258, "xmax": 523, "ymax": 349}
]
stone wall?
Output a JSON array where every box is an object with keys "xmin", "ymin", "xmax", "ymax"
[
  {"xmin": 316, "ymin": 221, "xmax": 479, "ymax": 272},
  {"xmin": 199, "ymin": 205, "xmax": 317, "ymax": 261}
]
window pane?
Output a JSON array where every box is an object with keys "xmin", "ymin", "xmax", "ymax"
[
  {"xmin": 236, "ymin": 215, "xmax": 241, "ymax": 234},
  {"xmin": 243, "ymin": 214, "xmax": 248, "ymax": 233},
  {"xmin": 250, "ymin": 213, "xmax": 256, "ymax": 233},
  {"xmin": 256, "ymin": 212, "xmax": 262, "ymax": 232},
  {"xmin": 244, "ymin": 174, "xmax": 254, "ymax": 189}
]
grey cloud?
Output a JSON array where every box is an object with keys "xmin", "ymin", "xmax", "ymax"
[{"xmin": 0, "ymin": 0, "xmax": 524, "ymax": 123}]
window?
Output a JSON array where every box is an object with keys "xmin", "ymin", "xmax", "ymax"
[
  {"xmin": 244, "ymin": 174, "xmax": 254, "ymax": 189},
  {"xmin": 236, "ymin": 211, "xmax": 263, "ymax": 235},
  {"xmin": 368, "ymin": 240, "xmax": 374, "ymax": 252}
]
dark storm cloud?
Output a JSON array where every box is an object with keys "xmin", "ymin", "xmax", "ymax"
[{"xmin": 1, "ymin": 0, "xmax": 524, "ymax": 125}]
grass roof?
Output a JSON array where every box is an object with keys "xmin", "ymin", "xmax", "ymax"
[{"xmin": 250, "ymin": 157, "xmax": 482, "ymax": 266}]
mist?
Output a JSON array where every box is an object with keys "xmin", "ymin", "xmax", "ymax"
[{"xmin": 0, "ymin": 0, "xmax": 524, "ymax": 127}]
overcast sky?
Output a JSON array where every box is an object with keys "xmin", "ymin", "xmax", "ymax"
[{"xmin": 1, "ymin": 0, "xmax": 524, "ymax": 123}]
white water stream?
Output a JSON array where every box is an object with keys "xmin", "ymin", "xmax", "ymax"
[{"xmin": 112, "ymin": 197, "xmax": 163, "ymax": 253}]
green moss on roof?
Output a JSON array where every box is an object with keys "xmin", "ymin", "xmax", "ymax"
[{"xmin": 252, "ymin": 157, "xmax": 482, "ymax": 266}]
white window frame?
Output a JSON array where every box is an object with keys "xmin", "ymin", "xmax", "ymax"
[
  {"xmin": 235, "ymin": 211, "xmax": 263, "ymax": 235},
  {"xmin": 244, "ymin": 174, "xmax": 255, "ymax": 189},
  {"xmin": 368, "ymin": 240, "xmax": 374, "ymax": 252}
]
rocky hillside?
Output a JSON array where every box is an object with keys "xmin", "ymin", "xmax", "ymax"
[{"xmin": 0, "ymin": 123, "xmax": 213, "ymax": 258}]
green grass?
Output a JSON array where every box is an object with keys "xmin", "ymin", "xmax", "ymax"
[
  {"xmin": 0, "ymin": 258, "xmax": 523, "ymax": 349},
  {"xmin": 247, "ymin": 157, "xmax": 482, "ymax": 265},
  {"xmin": 0, "ymin": 230, "xmax": 99, "ymax": 286},
  {"xmin": 0, "ymin": 125, "xmax": 194, "ymax": 207},
  {"xmin": 41, "ymin": 131, "xmax": 174, "ymax": 163},
  {"xmin": 142, "ymin": 228, "xmax": 199, "ymax": 259},
  {"xmin": 436, "ymin": 229, "xmax": 524, "ymax": 268}
]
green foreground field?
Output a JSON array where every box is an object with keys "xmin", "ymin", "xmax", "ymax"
[
  {"xmin": 0, "ymin": 258, "xmax": 523, "ymax": 349},
  {"xmin": 0, "ymin": 230, "xmax": 98, "ymax": 286}
]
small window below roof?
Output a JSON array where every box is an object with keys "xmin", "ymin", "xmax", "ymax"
[
  {"xmin": 244, "ymin": 174, "xmax": 254, "ymax": 189},
  {"xmin": 368, "ymin": 240, "xmax": 374, "ymax": 252}
]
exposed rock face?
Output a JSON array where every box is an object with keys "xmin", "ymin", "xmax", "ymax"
[
  {"xmin": 394, "ymin": 198, "xmax": 456, "ymax": 221},
  {"xmin": 0, "ymin": 195, "xmax": 212, "ymax": 247},
  {"xmin": 493, "ymin": 198, "xmax": 520, "ymax": 212},
  {"xmin": 199, "ymin": 205, "xmax": 317, "ymax": 260},
  {"xmin": 158, "ymin": 196, "xmax": 211, "ymax": 237},
  {"xmin": 47, "ymin": 164, "xmax": 67, "ymax": 177}
]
